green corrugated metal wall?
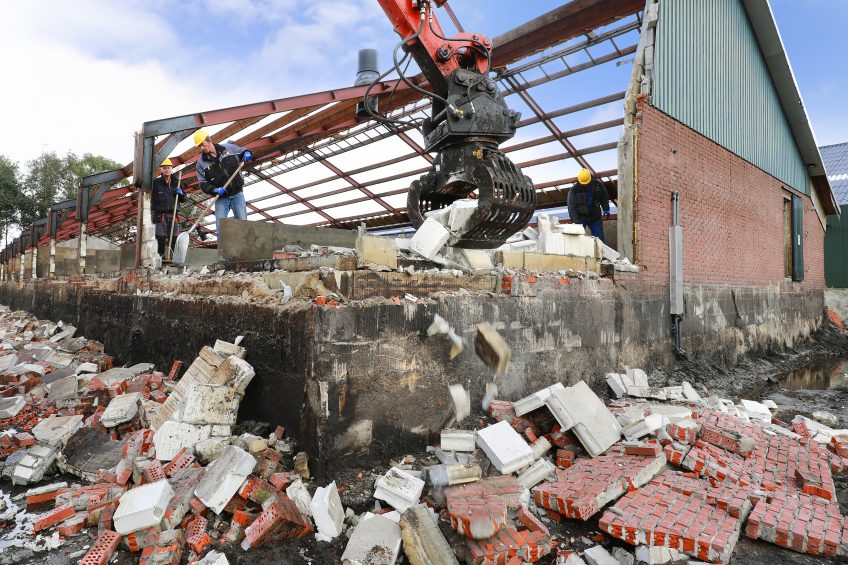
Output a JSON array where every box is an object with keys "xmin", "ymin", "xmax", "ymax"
[
  {"xmin": 653, "ymin": 0, "xmax": 809, "ymax": 194},
  {"xmin": 825, "ymin": 205, "xmax": 848, "ymax": 288}
]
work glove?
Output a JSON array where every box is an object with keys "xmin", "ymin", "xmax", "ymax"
[
  {"xmin": 242, "ymin": 150, "xmax": 253, "ymax": 163},
  {"xmin": 215, "ymin": 187, "xmax": 227, "ymax": 197},
  {"xmin": 175, "ymin": 187, "xmax": 184, "ymax": 196}
]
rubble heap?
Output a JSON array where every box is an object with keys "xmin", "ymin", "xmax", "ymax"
[{"xmin": 3, "ymin": 300, "xmax": 848, "ymax": 564}]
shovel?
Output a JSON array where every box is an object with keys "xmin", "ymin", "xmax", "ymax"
[
  {"xmin": 163, "ymin": 169, "xmax": 183, "ymax": 263},
  {"xmin": 172, "ymin": 161, "xmax": 244, "ymax": 266}
]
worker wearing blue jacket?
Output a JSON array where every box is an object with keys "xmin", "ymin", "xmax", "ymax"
[
  {"xmin": 193, "ymin": 129, "xmax": 253, "ymax": 244},
  {"xmin": 567, "ymin": 168, "xmax": 610, "ymax": 242}
]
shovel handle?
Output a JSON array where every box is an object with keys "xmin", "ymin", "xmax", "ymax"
[
  {"xmin": 165, "ymin": 170, "xmax": 182, "ymax": 260},
  {"xmin": 187, "ymin": 161, "xmax": 244, "ymax": 236}
]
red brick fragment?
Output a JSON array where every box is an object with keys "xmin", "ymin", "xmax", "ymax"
[
  {"xmin": 32, "ymin": 503, "xmax": 74, "ymax": 533},
  {"xmin": 80, "ymin": 529, "xmax": 121, "ymax": 565}
]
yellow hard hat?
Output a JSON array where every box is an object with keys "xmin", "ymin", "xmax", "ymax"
[
  {"xmin": 193, "ymin": 129, "xmax": 209, "ymax": 146},
  {"xmin": 161, "ymin": 158, "xmax": 173, "ymax": 167},
  {"xmin": 577, "ymin": 168, "xmax": 591, "ymax": 185}
]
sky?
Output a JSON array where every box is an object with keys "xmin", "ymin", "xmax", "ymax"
[{"xmin": 0, "ymin": 1, "xmax": 846, "ymax": 189}]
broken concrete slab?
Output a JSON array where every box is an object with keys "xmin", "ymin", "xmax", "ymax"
[
  {"xmin": 310, "ymin": 480, "xmax": 345, "ymax": 540},
  {"xmin": 460, "ymin": 249, "xmax": 493, "ymax": 274},
  {"xmin": 584, "ymin": 545, "xmax": 619, "ymax": 565},
  {"xmin": 739, "ymin": 399, "xmax": 772, "ymax": 423},
  {"xmin": 476, "ymin": 420, "xmax": 535, "ymax": 474},
  {"xmin": 513, "ymin": 382, "xmax": 566, "ymax": 417},
  {"xmin": 46, "ymin": 376, "xmax": 78, "ymax": 409},
  {"xmin": 400, "ymin": 504, "xmax": 460, "ymax": 565},
  {"xmin": 96, "ymin": 363, "xmax": 155, "ymax": 386},
  {"xmin": 287, "ymin": 476, "xmax": 313, "ymax": 517},
  {"xmin": 153, "ymin": 421, "xmax": 212, "ymax": 461},
  {"xmin": 57, "ymin": 427, "xmax": 124, "ymax": 482},
  {"xmin": 212, "ymin": 355, "xmax": 255, "ymax": 395},
  {"xmin": 474, "ymin": 322, "xmax": 511, "ymax": 375},
  {"xmin": 517, "ymin": 458, "xmax": 556, "ymax": 490},
  {"xmin": 342, "ymin": 513, "xmax": 402, "ymax": 565},
  {"xmin": 194, "ymin": 445, "xmax": 256, "ymax": 514},
  {"xmin": 74, "ymin": 362, "xmax": 99, "ymax": 375},
  {"xmin": 12, "ymin": 444, "xmax": 59, "ymax": 485},
  {"xmin": 374, "ymin": 467, "xmax": 425, "ymax": 513},
  {"xmin": 681, "ymin": 381, "xmax": 701, "ymax": 401},
  {"xmin": 546, "ymin": 381, "xmax": 622, "ymax": 457},
  {"xmin": 31, "ymin": 414, "xmax": 84, "ymax": 447},
  {"xmin": 180, "ymin": 383, "xmax": 240, "ymax": 425},
  {"xmin": 100, "ymin": 392, "xmax": 141, "ymax": 428},
  {"xmin": 812, "ymin": 410, "xmax": 840, "ymax": 428},
  {"xmin": 0, "ymin": 395, "xmax": 25, "ymax": 418},
  {"xmin": 448, "ymin": 384, "xmax": 471, "ymax": 423},
  {"xmin": 113, "ymin": 480, "xmax": 175, "ymax": 534}
]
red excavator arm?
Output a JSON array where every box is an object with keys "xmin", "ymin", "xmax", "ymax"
[{"xmin": 372, "ymin": 0, "xmax": 536, "ymax": 248}]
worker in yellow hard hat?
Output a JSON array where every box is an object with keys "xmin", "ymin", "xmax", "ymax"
[
  {"xmin": 567, "ymin": 168, "xmax": 610, "ymax": 242},
  {"xmin": 193, "ymin": 129, "xmax": 253, "ymax": 257},
  {"xmin": 152, "ymin": 158, "xmax": 186, "ymax": 258}
]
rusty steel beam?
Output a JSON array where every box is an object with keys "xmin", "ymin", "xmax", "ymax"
[
  {"xmin": 490, "ymin": 0, "xmax": 643, "ymax": 69},
  {"xmin": 252, "ymin": 170, "xmax": 344, "ymax": 228}
]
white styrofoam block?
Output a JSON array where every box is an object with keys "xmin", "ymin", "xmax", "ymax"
[
  {"xmin": 113, "ymin": 480, "xmax": 175, "ymax": 534},
  {"xmin": 100, "ymin": 392, "xmax": 141, "ymax": 428},
  {"xmin": 181, "ymin": 384, "xmax": 240, "ymax": 425},
  {"xmin": 440, "ymin": 429, "xmax": 476, "ymax": 452},
  {"xmin": 341, "ymin": 514, "xmax": 402, "ymax": 565},
  {"xmin": 374, "ymin": 467, "xmax": 425, "ymax": 513},
  {"xmin": 194, "ymin": 445, "xmax": 256, "ymax": 514},
  {"xmin": 550, "ymin": 381, "xmax": 622, "ymax": 457},
  {"xmin": 409, "ymin": 218, "xmax": 451, "ymax": 260},
  {"xmin": 310, "ymin": 481, "xmax": 345, "ymax": 539},
  {"xmin": 476, "ymin": 420, "xmax": 534, "ymax": 474},
  {"xmin": 448, "ymin": 199, "xmax": 479, "ymax": 232},
  {"xmin": 153, "ymin": 421, "xmax": 212, "ymax": 461},
  {"xmin": 740, "ymin": 399, "xmax": 772, "ymax": 423}
]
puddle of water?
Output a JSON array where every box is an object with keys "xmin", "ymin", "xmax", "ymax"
[{"xmin": 777, "ymin": 358, "xmax": 848, "ymax": 391}]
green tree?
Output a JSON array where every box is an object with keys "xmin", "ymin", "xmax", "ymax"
[
  {"xmin": 21, "ymin": 151, "xmax": 127, "ymax": 225},
  {"xmin": 0, "ymin": 155, "xmax": 27, "ymax": 247}
]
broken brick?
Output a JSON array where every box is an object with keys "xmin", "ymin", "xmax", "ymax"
[{"xmin": 80, "ymin": 529, "xmax": 121, "ymax": 565}]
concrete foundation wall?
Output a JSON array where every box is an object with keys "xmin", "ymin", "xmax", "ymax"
[{"xmin": 0, "ymin": 275, "xmax": 823, "ymax": 473}]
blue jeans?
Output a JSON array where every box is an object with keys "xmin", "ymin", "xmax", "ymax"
[
  {"xmin": 214, "ymin": 191, "xmax": 247, "ymax": 237},
  {"xmin": 581, "ymin": 219, "xmax": 605, "ymax": 242}
]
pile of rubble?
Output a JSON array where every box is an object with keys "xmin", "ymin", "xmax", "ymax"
[{"xmin": 3, "ymin": 300, "xmax": 848, "ymax": 565}]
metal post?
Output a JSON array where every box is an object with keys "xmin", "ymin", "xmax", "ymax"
[
  {"xmin": 669, "ymin": 191, "xmax": 684, "ymax": 357},
  {"xmin": 78, "ymin": 223, "xmax": 87, "ymax": 274}
]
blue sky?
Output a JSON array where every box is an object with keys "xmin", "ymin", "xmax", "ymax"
[{"xmin": 0, "ymin": 0, "xmax": 845, "ymax": 170}]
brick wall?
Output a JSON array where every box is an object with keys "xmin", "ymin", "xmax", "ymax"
[{"xmin": 635, "ymin": 103, "xmax": 825, "ymax": 289}]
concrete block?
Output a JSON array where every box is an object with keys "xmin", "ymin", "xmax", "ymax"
[
  {"xmin": 286, "ymin": 477, "xmax": 313, "ymax": 517},
  {"xmin": 440, "ymin": 429, "xmax": 476, "ymax": 452},
  {"xmin": 538, "ymin": 231, "xmax": 565, "ymax": 254},
  {"xmin": 49, "ymin": 325, "xmax": 76, "ymax": 343},
  {"xmin": 213, "ymin": 339, "xmax": 247, "ymax": 360},
  {"xmin": 562, "ymin": 234, "xmax": 598, "ymax": 257},
  {"xmin": 219, "ymin": 218, "xmax": 356, "ymax": 261},
  {"xmin": 32, "ymin": 414, "xmax": 84, "ymax": 447},
  {"xmin": 213, "ymin": 356, "xmax": 254, "ymax": 395},
  {"xmin": 12, "ymin": 445, "xmax": 59, "ymax": 485},
  {"xmin": 21, "ymin": 363, "xmax": 46, "ymax": 377},
  {"xmin": 584, "ymin": 546, "xmax": 619, "ymax": 565},
  {"xmin": 739, "ymin": 399, "xmax": 772, "ymax": 423},
  {"xmin": 622, "ymin": 414, "xmax": 664, "ymax": 440},
  {"xmin": 427, "ymin": 463, "xmax": 482, "ymax": 487},
  {"xmin": 96, "ymin": 363, "xmax": 155, "ymax": 386},
  {"xmin": 517, "ymin": 458, "xmax": 556, "ymax": 490},
  {"xmin": 495, "ymin": 250, "xmax": 524, "ymax": 269},
  {"xmin": 181, "ymin": 384, "xmax": 240, "ymax": 425},
  {"xmin": 546, "ymin": 381, "xmax": 621, "ymax": 457},
  {"xmin": 113, "ymin": 480, "xmax": 174, "ymax": 534},
  {"xmin": 374, "ymin": 467, "xmax": 426, "ymax": 513},
  {"xmin": 634, "ymin": 545, "xmax": 687, "ymax": 564},
  {"xmin": 523, "ymin": 252, "xmax": 594, "ymax": 273},
  {"xmin": 513, "ymin": 382, "xmax": 565, "ymax": 416},
  {"xmin": 648, "ymin": 404, "xmax": 692, "ymax": 425},
  {"xmin": 447, "ymin": 198, "xmax": 478, "ymax": 232},
  {"xmin": 606, "ymin": 373, "xmax": 627, "ymax": 399},
  {"xmin": 100, "ymin": 392, "xmax": 141, "ymax": 427},
  {"xmin": 474, "ymin": 322, "xmax": 511, "ymax": 375},
  {"xmin": 75, "ymin": 362, "xmax": 99, "ymax": 375},
  {"xmin": 460, "ymin": 249, "xmax": 493, "ymax": 274},
  {"xmin": 153, "ymin": 421, "xmax": 212, "ymax": 461},
  {"xmin": 0, "ymin": 396, "xmax": 25, "ymax": 418},
  {"xmin": 448, "ymin": 384, "xmax": 470, "ymax": 422},
  {"xmin": 356, "ymin": 235, "xmax": 398, "ymax": 269},
  {"xmin": 762, "ymin": 399, "xmax": 778, "ymax": 411},
  {"xmin": 399, "ymin": 505, "xmax": 460, "ymax": 565},
  {"xmin": 476, "ymin": 421, "xmax": 534, "ymax": 474},
  {"xmin": 310, "ymin": 481, "xmax": 345, "ymax": 539},
  {"xmin": 812, "ymin": 410, "xmax": 840, "ymax": 427},
  {"xmin": 409, "ymin": 218, "xmax": 450, "ymax": 259},
  {"xmin": 342, "ymin": 514, "xmax": 402, "ymax": 565},
  {"xmin": 194, "ymin": 445, "xmax": 256, "ymax": 514},
  {"xmin": 681, "ymin": 381, "xmax": 701, "ymax": 401},
  {"xmin": 611, "ymin": 547, "xmax": 634, "ymax": 565}
]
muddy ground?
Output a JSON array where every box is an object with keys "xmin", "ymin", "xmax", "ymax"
[{"xmin": 6, "ymin": 322, "xmax": 848, "ymax": 564}]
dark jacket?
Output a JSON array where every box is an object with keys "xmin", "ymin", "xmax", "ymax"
[
  {"xmin": 196, "ymin": 142, "xmax": 248, "ymax": 197},
  {"xmin": 151, "ymin": 174, "xmax": 186, "ymax": 217},
  {"xmin": 567, "ymin": 179, "xmax": 609, "ymax": 223}
]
